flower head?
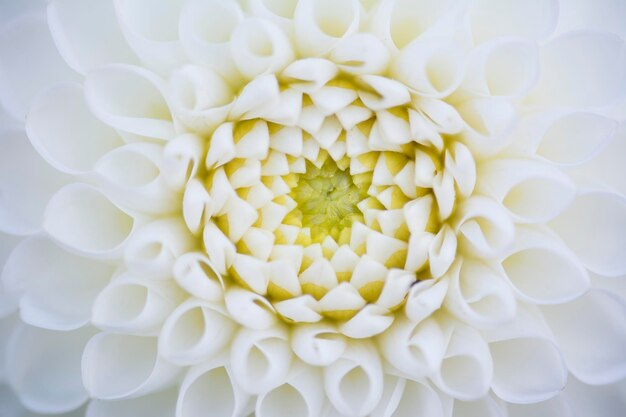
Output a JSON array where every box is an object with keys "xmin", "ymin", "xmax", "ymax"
[{"xmin": 1, "ymin": 0, "xmax": 626, "ymax": 416}]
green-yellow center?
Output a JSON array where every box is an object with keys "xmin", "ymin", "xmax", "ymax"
[{"xmin": 290, "ymin": 160, "xmax": 367, "ymax": 243}]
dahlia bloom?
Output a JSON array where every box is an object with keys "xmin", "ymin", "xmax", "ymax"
[{"xmin": 1, "ymin": 0, "xmax": 625, "ymax": 416}]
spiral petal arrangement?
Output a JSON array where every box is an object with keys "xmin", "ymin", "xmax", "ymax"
[{"xmin": 1, "ymin": 1, "xmax": 626, "ymax": 416}]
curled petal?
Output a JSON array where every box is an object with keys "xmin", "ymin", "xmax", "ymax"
[
  {"xmin": 231, "ymin": 18, "xmax": 294, "ymax": 79},
  {"xmin": 379, "ymin": 316, "xmax": 445, "ymax": 380},
  {"xmin": 173, "ymin": 252, "xmax": 225, "ymax": 302},
  {"xmin": 429, "ymin": 225, "xmax": 457, "ymax": 278},
  {"xmin": 177, "ymin": 358, "xmax": 250, "ymax": 417},
  {"xmin": 340, "ymin": 305, "xmax": 393, "ymax": 339},
  {"xmin": 26, "ymin": 82, "xmax": 122, "ymax": 175},
  {"xmin": 462, "ymin": 37, "xmax": 539, "ymax": 98},
  {"xmin": 444, "ymin": 259, "xmax": 516, "ymax": 328},
  {"xmin": 203, "ymin": 222, "xmax": 236, "ymax": 275},
  {"xmin": 281, "ymin": 58, "xmax": 338, "ymax": 94},
  {"xmin": 431, "ymin": 323, "xmax": 493, "ymax": 401},
  {"xmin": 248, "ymin": 0, "xmax": 297, "ymax": 33},
  {"xmin": 82, "ymin": 333, "xmax": 180, "ymax": 400},
  {"xmin": 159, "ymin": 298, "xmax": 236, "ymax": 366},
  {"xmin": 291, "ymin": 323, "xmax": 347, "ymax": 366},
  {"xmin": 43, "ymin": 183, "xmax": 135, "ymax": 258},
  {"xmin": 542, "ymin": 290, "xmax": 626, "ymax": 385},
  {"xmin": 92, "ymin": 273, "xmax": 183, "ymax": 335},
  {"xmin": 477, "ymin": 158, "xmax": 576, "ymax": 223},
  {"xmin": 113, "ymin": 0, "xmax": 186, "ymax": 74},
  {"xmin": 224, "ymin": 287, "xmax": 278, "ymax": 330},
  {"xmin": 405, "ymin": 278, "xmax": 448, "ymax": 324},
  {"xmin": 124, "ymin": 218, "xmax": 195, "ymax": 280},
  {"xmin": 371, "ymin": 377, "xmax": 445, "ymax": 417},
  {"xmin": 6, "ymin": 324, "xmax": 93, "ymax": 414},
  {"xmin": 229, "ymin": 74, "xmax": 280, "ymax": 120},
  {"xmin": 329, "ymin": 33, "xmax": 390, "ymax": 75},
  {"xmin": 500, "ymin": 226, "xmax": 590, "ymax": 304},
  {"xmin": 230, "ymin": 326, "xmax": 292, "ymax": 394},
  {"xmin": 162, "ymin": 133, "xmax": 205, "ymax": 190},
  {"xmin": 549, "ymin": 191, "xmax": 626, "ymax": 277},
  {"xmin": 48, "ymin": 0, "xmax": 138, "ymax": 73},
  {"xmin": 183, "ymin": 180, "xmax": 214, "ymax": 235},
  {"xmin": 324, "ymin": 341, "xmax": 383, "ymax": 417},
  {"xmin": 274, "ymin": 295, "xmax": 322, "ymax": 323},
  {"xmin": 84, "ymin": 64, "xmax": 174, "ymax": 140},
  {"xmin": 168, "ymin": 65, "xmax": 234, "ymax": 134},
  {"xmin": 293, "ymin": 0, "xmax": 360, "ymax": 57},
  {"xmin": 392, "ymin": 37, "xmax": 465, "ymax": 98},
  {"xmin": 454, "ymin": 196, "xmax": 515, "ymax": 259},
  {"xmin": 95, "ymin": 143, "xmax": 180, "ymax": 214},
  {"xmin": 256, "ymin": 363, "xmax": 324, "ymax": 417}
]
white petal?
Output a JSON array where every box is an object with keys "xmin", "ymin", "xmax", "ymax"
[
  {"xmin": 549, "ymin": 191, "xmax": 626, "ymax": 277},
  {"xmin": 87, "ymin": 388, "xmax": 177, "ymax": 417},
  {"xmin": 379, "ymin": 317, "xmax": 445, "ymax": 380},
  {"xmin": 231, "ymin": 18, "xmax": 294, "ymax": 79},
  {"xmin": 392, "ymin": 37, "xmax": 465, "ymax": 99},
  {"xmin": 5, "ymin": 236, "xmax": 112, "ymax": 330},
  {"xmin": 203, "ymin": 222, "xmax": 236, "ymax": 275},
  {"xmin": 274, "ymin": 295, "xmax": 322, "ymax": 323},
  {"xmin": 179, "ymin": 0, "xmax": 244, "ymax": 84},
  {"xmin": 445, "ymin": 259, "xmax": 516, "ymax": 328},
  {"xmin": 526, "ymin": 32, "xmax": 626, "ymax": 109},
  {"xmin": 159, "ymin": 298, "xmax": 236, "ymax": 366},
  {"xmin": 177, "ymin": 358, "xmax": 250, "ymax": 417},
  {"xmin": 124, "ymin": 218, "xmax": 195, "ymax": 280},
  {"xmin": 556, "ymin": 0, "xmax": 626, "ymax": 38},
  {"xmin": 43, "ymin": 183, "xmax": 135, "ymax": 258},
  {"xmin": 162, "ymin": 133, "xmax": 205, "ymax": 190},
  {"xmin": 182, "ymin": 179, "xmax": 214, "ymax": 235},
  {"xmin": 500, "ymin": 227, "xmax": 590, "ymax": 304},
  {"xmin": 542, "ymin": 290, "xmax": 626, "ymax": 385},
  {"xmin": 329, "ymin": 33, "xmax": 390, "ymax": 75},
  {"xmin": 248, "ymin": 0, "xmax": 297, "ymax": 33},
  {"xmin": 340, "ymin": 305, "xmax": 393, "ymax": 338},
  {"xmin": 405, "ymin": 278, "xmax": 448, "ymax": 323},
  {"xmin": 372, "ymin": 377, "xmax": 445, "ymax": 417},
  {"xmin": 376, "ymin": 269, "xmax": 414, "ymax": 310},
  {"xmin": 477, "ymin": 158, "xmax": 576, "ymax": 223},
  {"xmin": 506, "ymin": 395, "xmax": 573, "ymax": 417},
  {"xmin": 462, "ymin": 37, "xmax": 539, "ymax": 98},
  {"xmin": 490, "ymin": 336, "xmax": 567, "ymax": 404},
  {"xmin": 6, "ymin": 323, "xmax": 93, "ymax": 413},
  {"xmin": 454, "ymin": 196, "xmax": 515, "ymax": 259},
  {"xmin": 84, "ymin": 64, "xmax": 174, "ymax": 140},
  {"xmin": 48, "ymin": 0, "xmax": 138, "ymax": 73},
  {"xmin": 536, "ymin": 112, "xmax": 617, "ymax": 167},
  {"xmin": 173, "ymin": 252, "xmax": 225, "ymax": 302},
  {"xmin": 224, "ymin": 287, "xmax": 278, "ymax": 330},
  {"xmin": 470, "ymin": 0, "xmax": 558, "ymax": 43},
  {"xmin": 82, "ymin": 333, "xmax": 180, "ymax": 400},
  {"xmin": 256, "ymin": 364, "xmax": 324, "ymax": 417},
  {"xmin": 293, "ymin": 0, "xmax": 360, "ymax": 57},
  {"xmin": 431, "ymin": 324, "xmax": 493, "ymax": 401},
  {"xmin": 26, "ymin": 82, "xmax": 123, "ymax": 175},
  {"xmin": 282, "ymin": 58, "xmax": 338, "ymax": 94},
  {"xmin": 0, "ymin": 11, "xmax": 78, "ymax": 120},
  {"xmin": 230, "ymin": 326, "xmax": 292, "ymax": 394},
  {"xmin": 453, "ymin": 396, "xmax": 506, "ymax": 417},
  {"xmin": 113, "ymin": 0, "xmax": 186, "ymax": 75},
  {"xmin": 0, "ymin": 130, "xmax": 68, "ymax": 235},
  {"xmin": 561, "ymin": 376, "xmax": 626, "ymax": 417},
  {"xmin": 95, "ymin": 143, "xmax": 180, "ymax": 214},
  {"xmin": 324, "ymin": 341, "xmax": 383, "ymax": 417},
  {"xmin": 229, "ymin": 74, "xmax": 280, "ymax": 120},
  {"xmin": 291, "ymin": 323, "xmax": 347, "ymax": 366},
  {"xmin": 429, "ymin": 225, "xmax": 457, "ymax": 278},
  {"xmin": 92, "ymin": 273, "xmax": 182, "ymax": 335},
  {"xmin": 168, "ymin": 65, "xmax": 233, "ymax": 134}
]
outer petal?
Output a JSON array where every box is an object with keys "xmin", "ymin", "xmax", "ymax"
[
  {"xmin": 561, "ymin": 377, "xmax": 626, "ymax": 417},
  {"xmin": 0, "ymin": 130, "xmax": 68, "ymax": 236},
  {"xmin": 5, "ymin": 323, "xmax": 94, "ymax": 414},
  {"xmin": 0, "ymin": 11, "xmax": 78, "ymax": 120},
  {"xmin": 82, "ymin": 333, "xmax": 180, "ymax": 400},
  {"xmin": 87, "ymin": 388, "xmax": 177, "ymax": 417},
  {"xmin": 555, "ymin": 0, "xmax": 626, "ymax": 38},
  {"xmin": 48, "ymin": 0, "xmax": 138, "ymax": 73},
  {"xmin": 542, "ymin": 290, "xmax": 626, "ymax": 385},
  {"xmin": 526, "ymin": 32, "xmax": 626, "ymax": 109},
  {"xmin": 549, "ymin": 191, "xmax": 626, "ymax": 277}
]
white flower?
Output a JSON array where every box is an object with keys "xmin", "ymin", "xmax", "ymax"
[{"xmin": 1, "ymin": 0, "xmax": 626, "ymax": 416}]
